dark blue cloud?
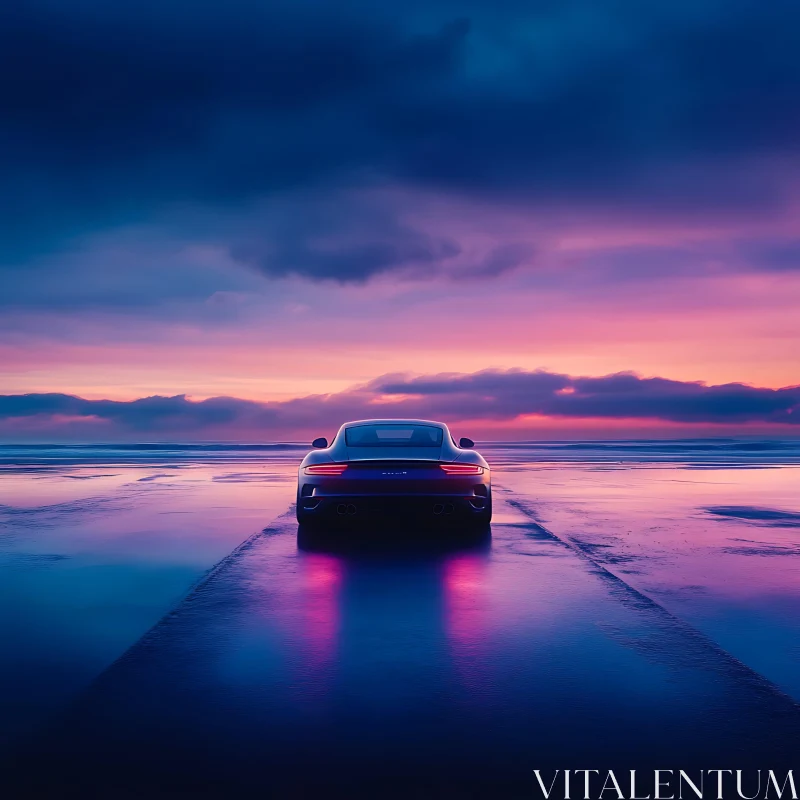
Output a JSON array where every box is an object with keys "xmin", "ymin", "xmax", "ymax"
[
  {"xmin": 227, "ymin": 196, "xmax": 462, "ymax": 282},
  {"xmin": 3, "ymin": 0, "xmax": 800, "ymax": 281},
  {"xmin": 737, "ymin": 239, "xmax": 800, "ymax": 272},
  {"xmin": 2, "ymin": 369, "xmax": 799, "ymax": 440},
  {"xmin": 376, "ymin": 370, "xmax": 800, "ymax": 424},
  {"xmin": 0, "ymin": 393, "xmax": 277, "ymax": 432}
]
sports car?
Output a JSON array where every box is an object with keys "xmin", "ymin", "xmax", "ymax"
[{"xmin": 296, "ymin": 419, "xmax": 491, "ymax": 526}]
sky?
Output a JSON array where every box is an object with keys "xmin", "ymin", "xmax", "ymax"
[{"xmin": 2, "ymin": 0, "xmax": 800, "ymax": 441}]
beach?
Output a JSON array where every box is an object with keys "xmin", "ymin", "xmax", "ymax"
[{"xmin": 2, "ymin": 441, "xmax": 800, "ymax": 794}]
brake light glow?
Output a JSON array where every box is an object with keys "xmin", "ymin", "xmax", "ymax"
[
  {"xmin": 440, "ymin": 463, "xmax": 484, "ymax": 475},
  {"xmin": 304, "ymin": 464, "xmax": 348, "ymax": 476}
]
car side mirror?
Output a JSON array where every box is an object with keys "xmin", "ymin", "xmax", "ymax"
[
  {"xmin": 312, "ymin": 437, "xmax": 328, "ymax": 449},
  {"xmin": 459, "ymin": 437, "xmax": 474, "ymax": 449}
]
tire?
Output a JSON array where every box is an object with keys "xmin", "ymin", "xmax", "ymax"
[
  {"xmin": 477, "ymin": 493, "xmax": 492, "ymax": 524},
  {"xmin": 296, "ymin": 494, "xmax": 317, "ymax": 526}
]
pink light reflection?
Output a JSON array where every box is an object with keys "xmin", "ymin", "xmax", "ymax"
[
  {"xmin": 443, "ymin": 552, "xmax": 491, "ymax": 696},
  {"xmin": 297, "ymin": 553, "xmax": 344, "ymax": 697}
]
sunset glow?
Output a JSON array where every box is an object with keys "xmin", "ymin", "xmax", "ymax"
[{"xmin": 2, "ymin": 1, "xmax": 799, "ymax": 440}]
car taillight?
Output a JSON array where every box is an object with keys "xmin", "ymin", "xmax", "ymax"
[
  {"xmin": 304, "ymin": 464, "xmax": 348, "ymax": 476},
  {"xmin": 440, "ymin": 464, "xmax": 484, "ymax": 475}
]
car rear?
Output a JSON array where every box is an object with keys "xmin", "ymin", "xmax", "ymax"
[{"xmin": 297, "ymin": 422, "xmax": 491, "ymax": 525}]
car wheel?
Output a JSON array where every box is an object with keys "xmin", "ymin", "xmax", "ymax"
[
  {"xmin": 474, "ymin": 494, "xmax": 492, "ymax": 525},
  {"xmin": 296, "ymin": 496, "xmax": 317, "ymax": 526}
]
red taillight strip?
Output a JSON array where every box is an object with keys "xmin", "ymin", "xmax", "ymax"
[
  {"xmin": 304, "ymin": 464, "xmax": 348, "ymax": 476},
  {"xmin": 440, "ymin": 463, "xmax": 484, "ymax": 475}
]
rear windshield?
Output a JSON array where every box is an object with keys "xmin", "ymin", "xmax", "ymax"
[{"xmin": 345, "ymin": 424, "xmax": 443, "ymax": 447}]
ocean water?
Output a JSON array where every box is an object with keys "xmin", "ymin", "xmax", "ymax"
[{"xmin": 4, "ymin": 438, "xmax": 800, "ymax": 468}]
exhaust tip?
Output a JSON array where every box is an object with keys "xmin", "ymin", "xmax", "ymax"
[
  {"xmin": 433, "ymin": 503, "xmax": 444, "ymax": 515},
  {"xmin": 337, "ymin": 503, "xmax": 347, "ymax": 515},
  {"xmin": 346, "ymin": 504, "xmax": 357, "ymax": 515},
  {"xmin": 444, "ymin": 503, "xmax": 454, "ymax": 515}
]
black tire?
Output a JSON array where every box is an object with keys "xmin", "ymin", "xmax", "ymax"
[
  {"xmin": 296, "ymin": 495, "xmax": 317, "ymax": 526},
  {"xmin": 469, "ymin": 494, "xmax": 492, "ymax": 527}
]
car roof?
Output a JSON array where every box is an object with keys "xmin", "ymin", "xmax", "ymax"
[{"xmin": 341, "ymin": 419, "xmax": 447, "ymax": 429}]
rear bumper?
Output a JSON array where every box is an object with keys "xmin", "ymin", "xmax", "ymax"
[{"xmin": 298, "ymin": 493, "xmax": 489, "ymax": 520}]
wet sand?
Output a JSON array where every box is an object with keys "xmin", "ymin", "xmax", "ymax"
[{"xmin": 2, "ymin": 442, "xmax": 799, "ymax": 796}]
